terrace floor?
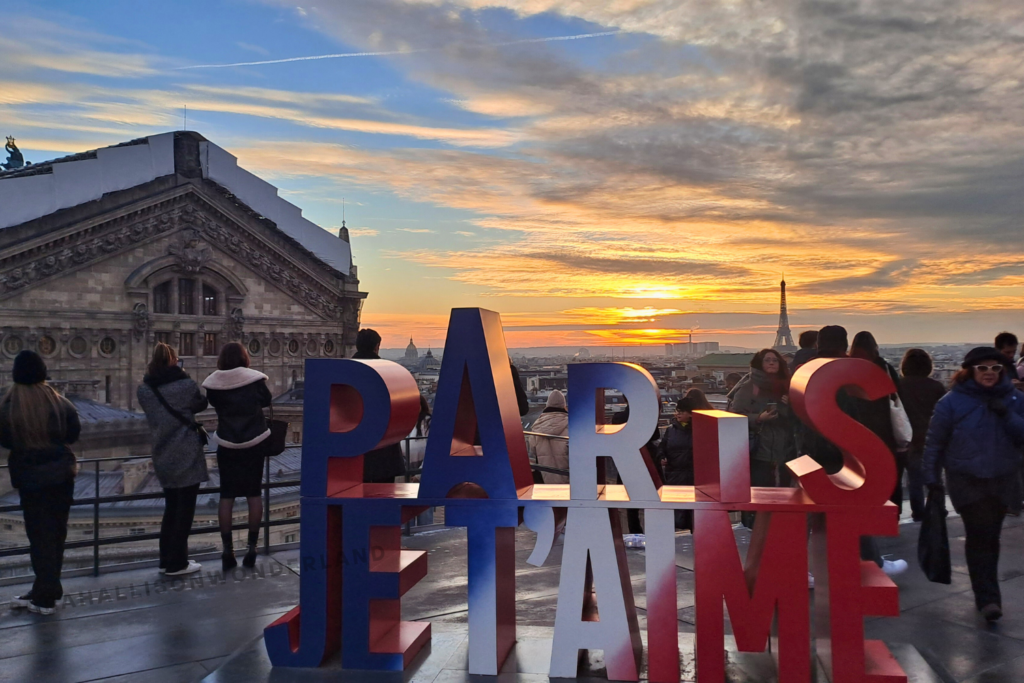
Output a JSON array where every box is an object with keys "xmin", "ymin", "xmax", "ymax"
[{"xmin": 2, "ymin": 511, "xmax": 1024, "ymax": 682}]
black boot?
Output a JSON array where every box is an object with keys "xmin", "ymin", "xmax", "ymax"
[
  {"xmin": 221, "ymin": 532, "xmax": 237, "ymax": 572},
  {"xmin": 243, "ymin": 530, "xmax": 259, "ymax": 568}
]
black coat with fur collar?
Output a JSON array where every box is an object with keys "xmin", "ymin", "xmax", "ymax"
[{"xmin": 202, "ymin": 368, "xmax": 272, "ymax": 448}]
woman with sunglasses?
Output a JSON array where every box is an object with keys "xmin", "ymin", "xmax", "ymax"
[{"xmin": 923, "ymin": 347, "xmax": 1024, "ymax": 621}]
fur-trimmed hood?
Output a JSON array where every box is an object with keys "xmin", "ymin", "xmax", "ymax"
[{"xmin": 202, "ymin": 367, "xmax": 269, "ymax": 391}]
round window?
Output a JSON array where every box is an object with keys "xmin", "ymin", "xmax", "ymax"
[
  {"xmin": 323, "ymin": 339, "xmax": 335, "ymax": 355},
  {"xmin": 38, "ymin": 336, "xmax": 57, "ymax": 356},
  {"xmin": 268, "ymin": 339, "xmax": 282, "ymax": 356},
  {"xmin": 99, "ymin": 337, "xmax": 117, "ymax": 356},
  {"xmin": 69, "ymin": 336, "xmax": 89, "ymax": 357},
  {"xmin": 2, "ymin": 335, "xmax": 24, "ymax": 358},
  {"xmin": 248, "ymin": 338, "xmax": 262, "ymax": 356},
  {"xmin": 287, "ymin": 339, "xmax": 300, "ymax": 355},
  {"xmin": 306, "ymin": 339, "xmax": 318, "ymax": 356}
]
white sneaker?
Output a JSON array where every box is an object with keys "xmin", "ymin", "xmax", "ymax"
[
  {"xmin": 10, "ymin": 594, "xmax": 32, "ymax": 609},
  {"xmin": 808, "ymin": 572, "xmax": 815, "ymax": 589},
  {"xmin": 165, "ymin": 560, "xmax": 202, "ymax": 576},
  {"xmin": 27, "ymin": 602, "xmax": 56, "ymax": 615},
  {"xmin": 882, "ymin": 559, "xmax": 908, "ymax": 576}
]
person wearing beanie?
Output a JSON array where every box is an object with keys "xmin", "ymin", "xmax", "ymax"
[
  {"xmin": 0, "ymin": 351, "xmax": 81, "ymax": 615},
  {"xmin": 658, "ymin": 397, "xmax": 696, "ymax": 531},
  {"xmin": 530, "ymin": 391, "xmax": 569, "ymax": 484},
  {"xmin": 923, "ymin": 346, "xmax": 1024, "ymax": 621}
]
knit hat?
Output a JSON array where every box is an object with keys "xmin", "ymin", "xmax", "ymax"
[
  {"xmin": 674, "ymin": 396, "xmax": 696, "ymax": 412},
  {"xmin": 545, "ymin": 390, "xmax": 566, "ymax": 409},
  {"xmin": 962, "ymin": 346, "xmax": 1008, "ymax": 369},
  {"xmin": 12, "ymin": 350, "xmax": 47, "ymax": 385}
]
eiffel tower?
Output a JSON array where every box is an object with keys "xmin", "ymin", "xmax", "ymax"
[{"xmin": 773, "ymin": 278, "xmax": 797, "ymax": 351}]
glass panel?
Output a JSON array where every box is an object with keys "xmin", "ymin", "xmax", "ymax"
[
  {"xmin": 179, "ymin": 279, "xmax": 195, "ymax": 315},
  {"xmin": 203, "ymin": 333, "xmax": 217, "ymax": 356},
  {"xmin": 202, "ymin": 285, "xmax": 217, "ymax": 316},
  {"xmin": 153, "ymin": 281, "xmax": 171, "ymax": 314},
  {"xmin": 180, "ymin": 333, "xmax": 195, "ymax": 356}
]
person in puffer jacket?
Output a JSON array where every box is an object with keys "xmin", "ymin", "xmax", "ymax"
[
  {"xmin": 530, "ymin": 391, "xmax": 569, "ymax": 484},
  {"xmin": 923, "ymin": 346, "xmax": 1024, "ymax": 622},
  {"xmin": 203, "ymin": 342, "xmax": 272, "ymax": 571},
  {"xmin": 657, "ymin": 396, "xmax": 695, "ymax": 531}
]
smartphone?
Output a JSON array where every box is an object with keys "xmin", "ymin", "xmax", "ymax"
[
  {"xmin": 766, "ymin": 402, "xmax": 777, "ymax": 411},
  {"xmin": 177, "ymin": 359, "xmax": 184, "ymax": 368}
]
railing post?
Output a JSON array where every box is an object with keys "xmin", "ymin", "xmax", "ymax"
[
  {"xmin": 93, "ymin": 460, "xmax": 100, "ymax": 577},
  {"xmin": 263, "ymin": 455, "xmax": 271, "ymax": 555},
  {"xmin": 403, "ymin": 437, "xmax": 412, "ymax": 536}
]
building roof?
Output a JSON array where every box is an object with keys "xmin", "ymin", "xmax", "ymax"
[
  {"xmin": 68, "ymin": 396, "xmax": 148, "ymax": 426},
  {"xmin": 0, "ymin": 132, "xmax": 351, "ymax": 274},
  {"xmin": 694, "ymin": 353, "xmax": 756, "ymax": 368}
]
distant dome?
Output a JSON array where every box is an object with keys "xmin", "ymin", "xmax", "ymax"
[
  {"xmin": 574, "ymin": 348, "xmax": 591, "ymax": 359},
  {"xmin": 405, "ymin": 338, "xmax": 418, "ymax": 359},
  {"xmin": 420, "ymin": 348, "xmax": 441, "ymax": 370}
]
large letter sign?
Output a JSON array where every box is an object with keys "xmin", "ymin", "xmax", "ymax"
[{"xmin": 265, "ymin": 309, "xmax": 908, "ymax": 683}]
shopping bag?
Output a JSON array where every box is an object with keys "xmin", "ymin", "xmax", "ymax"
[
  {"xmin": 917, "ymin": 487, "xmax": 951, "ymax": 584},
  {"xmin": 890, "ymin": 395, "xmax": 913, "ymax": 448}
]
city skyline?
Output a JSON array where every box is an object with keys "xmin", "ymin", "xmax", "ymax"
[{"xmin": 4, "ymin": 1, "xmax": 1024, "ymax": 349}]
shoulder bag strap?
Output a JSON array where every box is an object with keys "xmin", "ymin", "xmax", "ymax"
[{"xmin": 151, "ymin": 385, "xmax": 201, "ymax": 430}]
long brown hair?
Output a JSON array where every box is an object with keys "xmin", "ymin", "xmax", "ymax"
[
  {"xmin": 148, "ymin": 342, "xmax": 178, "ymax": 377},
  {"xmin": 1, "ymin": 383, "xmax": 69, "ymax": 449}
]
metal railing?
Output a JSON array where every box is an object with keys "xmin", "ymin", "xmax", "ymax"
[{"xmin": 0, "ymin": 431, "xmax": 571, "ymax": 580}]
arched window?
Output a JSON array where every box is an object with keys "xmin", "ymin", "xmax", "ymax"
[
  {"xmin": 153, "ymin": 281, "xmax": 171, "ymax": 314},
  {"xmin": 202, "ymin": 284, "xmax": 218, "ymax": 316}
]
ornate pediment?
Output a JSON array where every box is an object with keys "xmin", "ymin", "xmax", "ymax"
[{"xmin": 0, "ymin": 189, "xmax": 354, "ymax": 321}]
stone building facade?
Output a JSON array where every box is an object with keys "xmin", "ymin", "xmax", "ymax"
[{"xmin": 0, "ymin": 132, "xmax": 365, "ymax": 409}]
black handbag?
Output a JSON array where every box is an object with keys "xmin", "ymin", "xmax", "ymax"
[
  {"xmin": 918, "ymin": 486, "xmax": 952, "ymax": 584},
  {"xmin": 260, "ymin": 404, "xmax": 288, "ymax": 458},
  {"xmin": 151, "ymin": 385, "xmax": 209, "ymax": 446}
]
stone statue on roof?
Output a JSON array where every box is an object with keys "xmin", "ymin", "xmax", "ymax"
[{"xmin": 3, "ymin": 136, "xmax": 25, "ymax": 170}]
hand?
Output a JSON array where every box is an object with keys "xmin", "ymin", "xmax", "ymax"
[
  {"xmin": 780, "ymin": 395, "xmax": 789, "ymax": 406},
  {"xmin": 757, "ymin": 409, "xmax": 778, "ymax": 423},
  {"xmin": 989, "ymin": 398, "xmax": 1008, "ymax": 417}
]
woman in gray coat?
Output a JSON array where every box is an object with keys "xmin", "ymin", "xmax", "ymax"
[{"xmin": 137, "ymin": 343, "xmax": 209, "ymax": 576}]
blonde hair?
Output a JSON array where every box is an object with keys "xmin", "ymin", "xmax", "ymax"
[{"xmin": 1, "ymin": 382, "xmax": 70, "ymax": 449}]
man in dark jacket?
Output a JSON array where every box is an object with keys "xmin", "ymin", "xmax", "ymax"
[
  {"xmin": 353, "ymin": 328, "xmax": 408, "ymax": 483},
  {"xmin": 995, "ymin": 332, "xmax": 1020, "ymax": 382},
  {"xmin": 658, "ymin": 397, "xmax": 695, "ymax": 531},
  {"xmin": 792, "ymin": 330, "xmax": 818, "ymax": 371}
]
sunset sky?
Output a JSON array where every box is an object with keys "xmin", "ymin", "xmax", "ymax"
[{"xmin": 4, "ymin": 1, "xmax": 1023, "ymax": 349}]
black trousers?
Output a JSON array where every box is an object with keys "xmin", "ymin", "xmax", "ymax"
[
  {"xmin": 20, "ymin": 479, "xmax": 74, "ymax": 607},
  {"xmin": 890, "ymin": 450, "xmax": 908, "ymax": 515},
  {"xmin": 160, "ymin": 484, "xmax": 200, "ymax": 573},
  {"xmin": 960, "ymin": 497, "xmax": 1006, "ymax": 609}
]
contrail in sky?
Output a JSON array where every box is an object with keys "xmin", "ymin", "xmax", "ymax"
[{"xmin": 176, "ymin": 31, "xmax": 620, "ymax": 70}]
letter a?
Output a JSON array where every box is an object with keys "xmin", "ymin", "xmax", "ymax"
[
  {"xmin": 550, "ymin": 508, "xmax": 642, "ymax": 680},
  {"xmin": 419, "ymin": 308, "xmax": 533, "ymax": 499}
]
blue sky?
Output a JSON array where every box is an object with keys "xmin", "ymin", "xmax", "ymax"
[{"xmin": 5, "ymin": 1, "xmax": 1024, "ymax": 349}]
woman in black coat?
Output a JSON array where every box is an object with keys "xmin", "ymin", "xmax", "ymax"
[
  {"xmin": 898, "ymin": 349, "xmax": 946, "ymax": 521},
  {"xmin": 0, "ymin": 351, "xmax": 80, "ymax": 615},
  {"xmin": 202, "ymin": 342, "xmax": 272, "ymax": 570}
]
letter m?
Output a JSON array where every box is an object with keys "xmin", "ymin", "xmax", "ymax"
[{"xmin": 694, "ymin": 510, "xmax": 810, "ymax": 683}]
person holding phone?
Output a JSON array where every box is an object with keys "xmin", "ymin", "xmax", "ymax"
[{"xmin": 727, "ymin": 349, "xmax": 796, "ymax": 528}]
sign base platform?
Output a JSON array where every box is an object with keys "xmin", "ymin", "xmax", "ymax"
[{"xmin": 206, "ymin": 626, "xmax": 945, "ymax": 683}]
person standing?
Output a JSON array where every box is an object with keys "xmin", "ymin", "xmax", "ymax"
[
  {"xmin": 137, "ymin": 343, "xmax": 209, "ymax": 576},
  {"xmin": 530, "ymin": 391, "xmax": 569, "ymax": 484},
  {"xmin": 849, "ymin": 332, "xmax": 907, "ymax": 511},
  {"xmin": 728, "ymin": 349, "xmax": 796, "ymax": 528},
  {"xmin": 792, "ymin": 330, "xmax": 818, "ymax": 370},
  {"xmin": 898, "ymin": 349, "xmax": 946, "ymax": 522},
  {"xmin": 923, "ymin": 347, "xmax": 1024, "ymax": 621},
  {"xmin": 995, "ymin": 332, "xmax": 1020, "ymax": 381},
  {"xmin": 353, "ymin": 328, "xmax": 408, "ymax": 483},
  {"xmin": 203, "ymin": 342, "xmax": 272, "ymax": 570},
  {"xmin": 0, "ymin": 351, "xmax": 80, "ymax": 615},
  {"xmin": 658, "ymin": 397, "xmax": 696, "ymax": 531}
]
